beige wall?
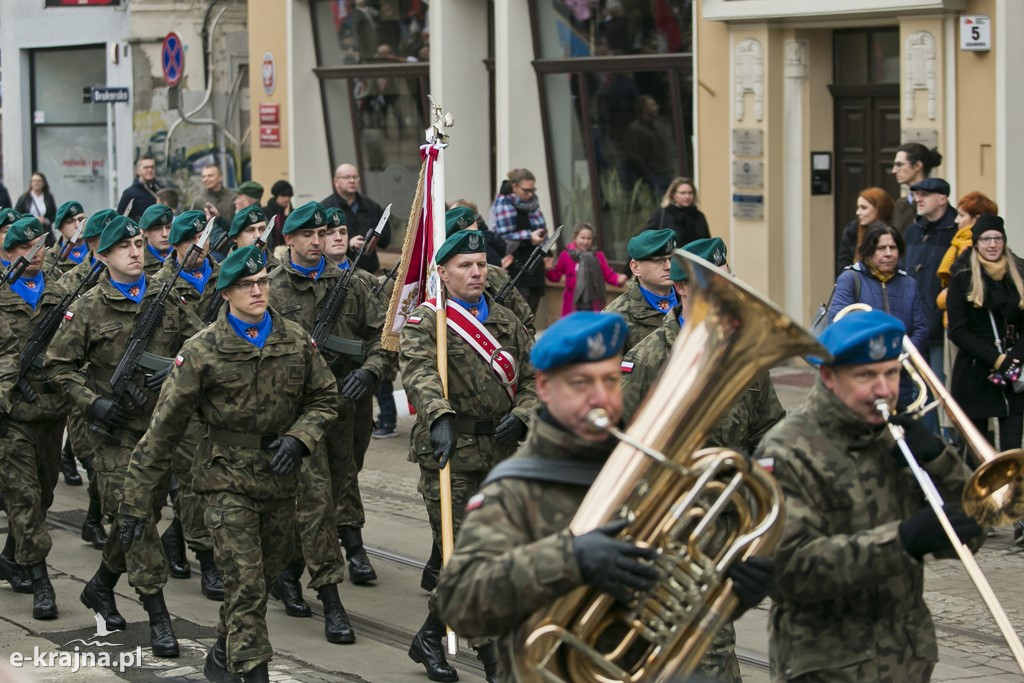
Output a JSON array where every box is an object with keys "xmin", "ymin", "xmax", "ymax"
[
  {"xmin": 804, "ymin": 30, "xmax": 836, "ymax": 320},
  {"xmin": 956, "ymin": 0, "xmax": 997, "ymax": 203},
  {"xmin": 248, "ymin": 1, "xmax": 290, "ymax": 192},
  {"xmin": 695, "ymin": 0, "xmax": 731, "ymax": 242},
  {"xmin": 899, "ymin": 16, "xmax": 948, "ymax": 181}
]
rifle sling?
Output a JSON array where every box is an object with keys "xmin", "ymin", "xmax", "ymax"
[{"xmin": 480, "ymin": 457, "xmax": 602, "ymax": 488}]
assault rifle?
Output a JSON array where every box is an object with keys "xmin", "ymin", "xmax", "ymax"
[
  {"xmin": 310, "ymin": 204, "xmax": 391, "ymax": 354},
  {"xmin": 493, "ymin": 224, "xmax": 562, "ymax": 305},
  {"xmin": 201, "ymin": 218, "xmax": 276, "ymax": 324},
  {"xmin": 0, "ymin": 239, "xmax": 47, "ymax": 291},
  {"xmin": 49, "ymin": 218, "xmax": 87, "ymax": 275},
  {"xmin": 372, "ymin": 258, "xmax": 401, "ymax": 296}
]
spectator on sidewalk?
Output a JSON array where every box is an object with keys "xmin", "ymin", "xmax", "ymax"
[
  {"xmin": 322, "ymin": 163, "xmax": 391, "ymax": 274},
  {"xmin": 644, "ymin": 177, "xmax": 710, "ymax": 247},
  {"xmin": 233, "ymin": 181, "xmax": 263, "ymax": 214},
  {"xmin": 891, "ymin": 144, "xmax": 942, "ymax": 234},
  {"xmin": 835, "ymin": 187, "xmax": 894, "ymax": 274},
  {"xmin": 117, "ymin": 156, "xmax": 162, "ymax": 221},
  {"xmin": 14, "ymin": 172, "xmax": 55, "ymax": 235},
  {"xmin": 489, "ymin": 168, "xmax": 548, "ymax": 313},
  {"xmin": 265, "ymin": 180, "xmax": 294, "ymax": 248},
  {"xmin": 191, "ymin": 164, "xmax": 237, "ymax": 224},
  {"xmin": 546, "ymin": 222, "xmax": 626, "ymax": 316},
  {"xmin": 937, "ymin": 191, "xmax": 998, "ymax": 326}
]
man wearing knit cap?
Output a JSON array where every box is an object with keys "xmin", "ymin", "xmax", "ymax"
[{"xmin": 604, "ymin": 227, "xmax": 678, "ymax": 353}]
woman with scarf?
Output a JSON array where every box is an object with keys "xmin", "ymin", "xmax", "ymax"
[
  {"xmin": 947, "ymin": 214, "xmax": 1024, "ymax": 452},
  {"xmin": 489, "ymin": 168, "xmax": 548, "ymax": 312},
  {"xmin": 14, "ymin": 172, "xmax": 56, "ymax": 236},
  {"xmin": 546, "ymin": 222, "xmax": 626, "ymax": 316},
  {"xmin": 643, "ymin": 177, "xmax": 710, "ymax": 246},
  {"xmin": 826, "ymin": 223, "xmax": 928, "ymax": 408}
]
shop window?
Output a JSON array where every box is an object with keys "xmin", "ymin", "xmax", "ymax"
[{"xmin": 535, "ymin": 0, "xmax": 694, "ymax": 58}]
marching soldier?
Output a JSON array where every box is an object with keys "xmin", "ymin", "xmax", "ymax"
[
  {"xmin": 0, "ymin": 315, "xmax": 20, "ymax": 587},
  {"xmin": 48, "ymin": 215, "xmax": 205, "ymax": 658},
  {"xmin": 43, "ymin": 201, "xmax": 88, "ymax": 275},
  {"xmin": 0, "ymin": 217, "xmax": 68, "ymax": 619},
  {"xmin": 229, "ymin": 205, "xmax": 281, "ymax": 270},
  {"xmin": 0, "ymin": 207, "xmax": 21, "ymax": 262},
  {"xmin": 400, "ymin": 228, "xmax": 538, "ymax": 682},
  {"xmin": 139, "ymin": 204, "xmax": 174, "ymax": 275},
  {"xmin": 604, "ymin": 228, "xmax": 678, "ymax": 353},
  {"xmin": 119, "ymin": 245, "xmax": 339, "ymax": 683},
  {"xmin": 759, "ymin": 310, "xmax": 983, "ymax": 682}
]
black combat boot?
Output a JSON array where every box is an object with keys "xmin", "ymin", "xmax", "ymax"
[
  {"xmin": 421, "ymin": 541, "xmax": 442, "ymax": 592},
  {"xmin": 475, "ymin": 643, "xmax": 499, "ymax": 683},
  {"xmin": 270, "ymin": 559, "xmax": 310, "ymax": 617},
  {"xmin": 81, "ymin": 494, "xmax": 108, "ymax": 550},
  {"xmin": 196, "ymin": 549, "xmax": 225, "ymax": 601},
  {"xmin": 60, "ymin": 443, "xmax": 82, "ymax": 486},
  {"xmin": 338, "ymin": 526, "xmax": 377, "ymax": 585},
  {"xmin": 28, "ymin": 562, "xmax": 58, "ymax": 620},
  {"xmin": 140, "ymin": 591, "xmax": 180, "ymax": 657},
  {"xmin": 408, "ymin": 613, "xmax": 459, "ymax": 682},
  {"xmin": 242, "ymin": 662, "xmax": 270, "ymax": 682},
  {"xmin": 203, "ymin": 635, "xmax": 236, "ymax": 683},
  {"xmin": 80, "ymin": 455, "xmax": 95, "ymax": 480},
  {"xmin": 80, "ymin": 564, "xmax": 126, "ymax": 631},
  {"xmin": 316, "ymin": 583, "xmax": 355, "ymax": 644},
  {"xmin": 0, "ymin": 535, "xmax": 32, "ymax": 594},
  {"xmin": 161, "ymin": 518, "xmax": 191, "ymax": 579}
]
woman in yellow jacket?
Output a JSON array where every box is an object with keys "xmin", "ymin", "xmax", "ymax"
[{"xmin": 936, "ymin": 191, "xmax": 999, "ymax": 322}]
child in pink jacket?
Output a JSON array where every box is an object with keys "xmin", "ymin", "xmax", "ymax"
[{"xmin": 546, "ymin": 222, "xmax": 626, "ymax": 316}]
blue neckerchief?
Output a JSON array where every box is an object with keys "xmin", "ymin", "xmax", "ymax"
[
  {"xmin": 178, "ymin": 258, "xmax": 212, "ymax": 293},
  {"xmin": 110, "ymin": 273, "xmax": 147, "ymax": 303},
  {"xmin": 291, "ymin": 256, "xmax": 326, "ymax": 280},
  {"xmin": 451, "ymin": 295, "xmax": 489, "ymax": 323},
  {"xmin": 336, "ymin": 259, "xmax": 350, "ymax": 270},
  {"xmin": 10, "ymin": 270, "xmax": 44, "ymax": 309},
  {"xmin": 67, "ymin": 242, "xmax": 88, "ymax": 264},
  {"xmin": 0, "ymin": 259, "xmax": 8, "ymax": 267},
  {"xmin": 147, "ymin": 244, "xmax": 171, "ymax": 263},
  {"xmin": 638, "ymin": 284, "xmax": 677, "ymax": 314},
  {"xmin": 89, "ymin": 254, "xmax": 99, "ymax": 268},
  {"xmin": 227, "ymin": 311, "xmax": 272, "ymax": 349},
  {"xmin": 677, "ymin": 312, "xmax": 686, "ymax": 328}
]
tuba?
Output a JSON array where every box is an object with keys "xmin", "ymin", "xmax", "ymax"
[{"xmin": 510, "ymin": 251, "xmax": 826, "ymax": 683}]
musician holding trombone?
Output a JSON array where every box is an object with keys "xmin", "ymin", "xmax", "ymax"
[{"xmin": 757, "ymin": 310, "xmax": 984, "ymax": 682}]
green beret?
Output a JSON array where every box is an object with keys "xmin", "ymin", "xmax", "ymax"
[
  {"xmin": 444, "ymin": 207, "xmax": 477, "ymax": 238},
  {"xmin": 325, "ymin": 207, "xmax": 346, "ymax": 228},
  {"xmin": 627, "ymin": 229, "xmax": 676, "ymax": 260},
  {"xmin": 436, "ymin": 229, "xmax": 486, "ymax": 266},
  {"xmin": 97, "ymin": 216, "xmax": 143, "ymax": 254},
  {"xmin": 4, "ymin": 217, "xmax": 48, "ymax": 251},
  {"xmin": 0, "ymin": 208, "xmax": 21, "ymax": 229},
  {"xmin": 84, "ymin": 209, "xmax": 117, "ymax": 240},
  {"xmin": 236, "ymin": 181, "xmax": 264, "ymax": 201},
  {"xmin": 169, "ymin": 210, "xmax": 207, "ymax": 245},
  {"xmin": 283, "ymin": 201, "xmax": 328, "ymax": 235},
  {"xmin": 683, "ymin": 237, "xmax": 727, "ymax": 266},
  {"xmin": 216, "ymin": 245, "xmax": 266, "ymax": 292},
  {"xmin": 670, "ymin": 256, "xmax": 688, "ymax": 282},
  {"xmin": 230, "ymin": 205, "xmax": 267, "ymax": 238},
  {"xmin": 139, "ymin": 204, "xmax": 174, "ymax": 230},
  {"xmin": 55, "ymin": 200, "xmax": 85, "ymax": 227}
]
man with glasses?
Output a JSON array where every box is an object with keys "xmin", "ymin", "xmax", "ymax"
[
  {"xmin": 321, "ymin": 163, "xmax": 391, "ymax": 275},
  {"xmin": 603, "ymin": 228, "xmax": 678, "ymax": 353},
  {"xmin": 44, "ymin": 201, "xmax": 88, "ymax": 276},
  {"xmin": 117, "ymin": 155, "xmax": 163, "ymax": 222},
  {"xmin": 490, "ymin": 168, "xmax": 549, "ymax": 313}
]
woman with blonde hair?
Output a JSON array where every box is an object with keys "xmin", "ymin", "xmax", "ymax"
[
  {"xmin": 835, "ymin": 186, "xmax": 894, "ymax": 273},
  {"xmin": 644, "ymin": 177, "xmax": 710, "ymax": 246}
]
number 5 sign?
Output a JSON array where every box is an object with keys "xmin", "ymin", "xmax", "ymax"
[{"xmin": 960, "ymin": 15, "xmax": 991, "ymax": 52}]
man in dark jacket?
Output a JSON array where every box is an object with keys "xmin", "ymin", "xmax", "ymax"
[
  {"xmin": 321, "ymin": 163, "xmax": 391, "ymax": 274},
  {"xmin": 117, "ymin": 156, "xmax": 162, "ymax": 221}
]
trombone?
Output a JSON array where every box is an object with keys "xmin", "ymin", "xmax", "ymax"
[{"xmin": 835, "ymin": 304, "xmax": 1024, "ymax": 672}]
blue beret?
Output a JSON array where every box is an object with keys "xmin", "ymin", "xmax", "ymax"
[
  {"xmin": 628, "ymin": 229, "xmax": 676, "ymax": 260},
  {"xmin": 230, "ymin": 205, "xmax": 267, "ymax": 237},
  {"xmin": 84, "ymin": 209, "xmax": 117, "ymax": 239},
  {"xmin": 97, "ymin": 216, "xmax": 142, "ymax": 254},
  {"xmin": 216, "ymin": 245, "xmax": 266, "ymax": 292},
  {"xmin": 530, "ymin": 312, "xmax": 628, "ymax": 372},
  {"xmin": 283, "ymin": 201, "xmax": 329, "ymax": 234},
  {"xmin": 169, "ymin": 210, "xmax": 207, "ymax": 245},
  {"xmin": 445, "ymin": 207, "xmax": 477, "ymax": 238},
  {"xmin": 818, "ymin": 310, "xmax": 905, "ymax": 366},
  {"xmin": 55, "ymin": 200, "xmax": 85, "ymax": 227},
  {"xmin": 139, "ymin": 204, "xmax": 174, "ymax": 230},
  {"xmin": 436, "ymin": 229, "xmax": 486, "ymax": 265},
  {"xmin": 4, "ymin": 217, "xmax": 47, "ymax": 251}
]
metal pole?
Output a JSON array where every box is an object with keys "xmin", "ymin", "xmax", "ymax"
[{"xmin": 107, "ymin": 102, "xmax": 116, "ymax": 208}]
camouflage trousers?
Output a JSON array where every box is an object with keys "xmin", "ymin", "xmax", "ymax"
[
  {"xmin": 205, "ymin": 491, "xmax": 295, "ymax": 675},
  {"xmin": 0, "ymin": 419, "xmax": 62, "ymax": 566},
  {"xmin": 329, "ymin": 394, "xmax": 373, "ymax": 529},
  {"xmin": 782, "ymin": 658, "xmax": 934, "ymax": 683},
  {"xmin": 170, "ymin": 418, "xmax": 212, "ymax": 553},
  {"xmin": 292, "ymin": 445, "xmax": 346, "ymax": 589},
  {"xmin": 697, "ymin": 621, "xmax": 741, "ymax": 683},
  {"xmin": 417, "ymin": 466, "xmax": 486, "ymax": 552},
  {"xmin": 66, "ymin": 410, "xmax": 98, "ymax": 462},
  {"xmin": 94, "ymin": 437, "xmax": 168, "ymax": 595}
]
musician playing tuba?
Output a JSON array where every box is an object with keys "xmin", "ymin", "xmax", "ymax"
[
  {"xmin": 433, "ymin": 312, "xmax": 774, "ymax": 682},
  {"xmin": 758, "ymin": 310, "xmax": 984, "ymax": 682}
]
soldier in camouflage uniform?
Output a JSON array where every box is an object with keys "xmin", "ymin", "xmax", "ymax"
[
  {"xmin": 43, "ymin": 201, "xmax": 88, "ymax": 276},
  {"xmin": 119, "ymin": 246, "xmax": 339, "ymax": 683},
  {"xmin": 229, "ymin": 205, "xmax": 281, "ymax": 271},
  {"xmin": 757, "ymin": 310, "xmax": 983, "ymax": 682},
  {"xmin": 0, "ymin": 218, "xmax": 68, "ymax": 620},
  {"xmin": 0, "ymin": 207, "xmax": 20, "ymax": 262},
  {"xmin": 267, "ymin": 202, "xmax": 393, "ymax": 641},
  {"xmin": 400, "ymin": 228, "xmax": 538, "ymax": 682},
  {"xmin": 0, "ymin": 290, "xmax": 24, "ymax": 592},
  {"xmin": 48, "ymin": 215, "xmax": 205, "ymax": 658},
  {"xmin": 604, "ymin": 228, "xmax": 678, "ymax": 353},
  {"xmin": 139, "ymin": 204, "xmax": 174, "ymax": 276}
]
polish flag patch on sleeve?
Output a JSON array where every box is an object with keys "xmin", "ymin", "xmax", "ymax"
[
  {"xmin": 620, "ymin": 360, "xmax": 635, "ymax": 373},
  {"xmin": 408, "ymin": 315, "xmax": 423, "ymax": 325},
  {"xmin": 174, "ymin": 354, "xmax": 185, "ymax": 367},
  {"xmin": 465, "ymin": 493, "xmax": 486, "ymax": 512},
  {"xmin": 63, "ymin": 311, "xmax": 74, "ymax": 321},
  {"xmin": 756, "ymin": 457, "xmax": 774, "ymax": 474}
]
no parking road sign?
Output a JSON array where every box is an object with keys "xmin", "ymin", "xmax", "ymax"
[{"xmin": 162, "ymin": 32, "xmax": 185, "ymax": 87}]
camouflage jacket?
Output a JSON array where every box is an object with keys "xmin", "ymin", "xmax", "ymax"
[
  {"xmin": 434, "ymin": 415, "xmax": 611, "ymax": 679},
  {"xmin": 486, "ymin": 266, "xmax": 536, "ymax": 336},
  {"xmin": 0, "ymin": 316, "xmax": 20, "ymax": 415},
  {"xmin": 143, "ymin": 247, "xmax": 170, "ymax": 276},
  {"xmin": 46, "ymin": 274, "xmax": 205, "ymax": 437},
  {"xmin": 58, "ymin": 255, "xmax": 101, "ymax": 291},
  {"xmin": 399, "ymin": 292, "xmax": 538, "ymax": 472},
  {"xmin": 621, "ymin": 309, "xmax": 785, "ymax": 451},
  {"xmin": 269, "ymin": 255, "xmax": 395, "ymax": 381},
  {"xmin": 153, "ymin": 254, "xmax": 221, "ymax": 314},
  {"xmin": 43, "ymin": 241, "xmax": 84, "ymax": 277},
  {"xmin": 757, "ymin": 379, "xmax": 973, "ymax": 681},
  {"xmin": 0, "ymin": 276, "xmax": 68, "ymax": 421},
  {"xmin": 120, "ymin": 307, "xmax": 338, "ymax": 513},
  {"xmin": 603, "ymin": 279, "xmax": 668, "ymax": 353}
]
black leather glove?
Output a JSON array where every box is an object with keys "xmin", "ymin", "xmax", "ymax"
[
  {"xmin": 727, "ymin": 556, "xmax": 774, "ymax": 613},
  {"xmin": 430, "ymin": 415, "xmax": 457, "ymax": 469},
  {"xmin": 89, "ymin": 397, "xmax": 126, "ymax": 428},
  {"xmin": 267, "ymin": 435, "xmax": 308, "ymax": 476},
  {"xmin": 119, "ymin": 515, "xmax": 146, "ymax": 553},
  {"xmin": 898, "ymin": 504, "xmax": 983, "ymax": 561},
  {"xmin": 144, "ymin": 365, "xmax": 173, "ymax": 392},
  {"xmin": 340, "ymin": 368, "xmax": 376, "ymax": 401},
  {"xmin": 889, "ymin": 413, "xmax": 944, "ymax": 464},
  {"xmin": 494, "ymin": 413, "xmax": 526, "ymax": 446},
  {"xmin": 0, "ymin": 411, "xmax": 9, "ymax": 437},
  {"xmin": 572, "ymin": 518, "xmax": 658, "ymax": 604}
]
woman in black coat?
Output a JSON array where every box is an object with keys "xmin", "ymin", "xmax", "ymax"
[
  {"xmin": 947, "ymin": 213, "xmax": 1024, "ymax": 450},
  {"xmin": 14, "ymin": 171, "xmax": 56, "ymax": 233},
  {"xmin": 644, "ymin": 176, "xmax": 710, "ymax": 246}
]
